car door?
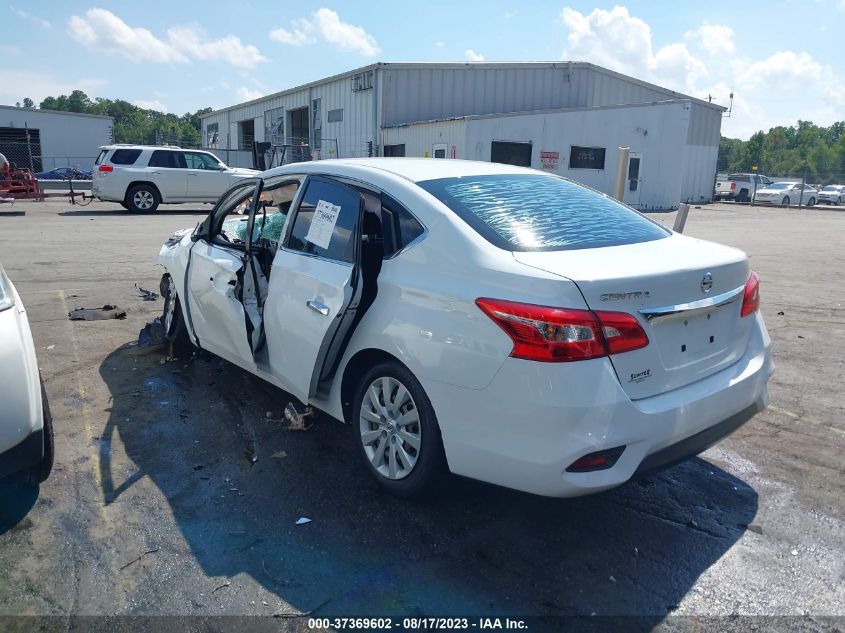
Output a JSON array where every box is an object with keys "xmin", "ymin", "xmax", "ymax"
[
  {"xmin": 263, "ymin": 175, "xmax": 365, "ymax": 402},
  {"xmin": 186, "ymin": 179, "xmax": 261, "ymax": 366},
  {"xmin": 184, "ymin": 151, "xmax": 229, "ymax": 201},
  {"xmin": 147, "ymin": 150, "xmax": 188, "ymax": 201}
]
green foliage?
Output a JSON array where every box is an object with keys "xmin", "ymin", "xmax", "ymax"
[
  {"xmin": 38, "ymin": 90, "xmax": 210, "ymax": 147},
  {"xmin": 719, "ymin": 120, "xmax": 845, "ymax": 184},
  {"xmin": 22, "ymin": 98, "xmax": 34, "ymax": 108}
]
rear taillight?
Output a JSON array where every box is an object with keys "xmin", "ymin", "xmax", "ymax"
[
  {"xmin": 98, "ymin": 164, "xmax": 113, "ymax": 172},
  {"xmin": 475, "ymin": 298, "xmax": 649, "ymax": 362},
  {"xmin": 740, "ymin": 271, "xmax": 760, "ymax": 317},
  {"xmin": 730, "ymin": 182, "xmax": 736, "ymax": 190}
]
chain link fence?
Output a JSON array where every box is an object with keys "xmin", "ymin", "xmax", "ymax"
[{"xmin": 0, "ymin": 140, "xmax": 96, "ymax": 176}]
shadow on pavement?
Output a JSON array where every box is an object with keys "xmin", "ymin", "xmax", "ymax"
[
  {"xmin": 0, "ymin": 478, "xmax": 39, "ymax": 535},
  {"xmin": 98, "ymin": 342, "xmax": 758, "ymax": 623}
]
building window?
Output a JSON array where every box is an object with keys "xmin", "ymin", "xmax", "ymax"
[
  {"xmin": 351, "ymin": 71, "xmax": 374, "ymax": 92},
  {"xmin": 569, "ymin": 146, "xmax": 606, "ymax": 170},
  {"xmin": 327, "ymin": 108, "xmax": 343, "ymax": 123},
  {"xmin": 491, "ymin": 141, "xmax": 532, "ymax": 167},
  {"xmin": 383, "ymin": 144, "xmax": 405, "ymax": 157},
  {"xmin": 238, "ymin": 119, "xmax": 255, "ymax": 150},
  {"xmin": 206, "ymin": 123, "xmax": 219, "ymax": 148}
]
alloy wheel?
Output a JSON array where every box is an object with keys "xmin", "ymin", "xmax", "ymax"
[
  {"xmin": 133, "ymin": 190, "xmax": 154, "ymax": 210},
  {"xmin": 359, "ymin": 376, "xmax": 421, "ymax": 480}
]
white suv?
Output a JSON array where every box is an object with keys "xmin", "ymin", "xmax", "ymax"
[{"xmin": 92, "ymin": 145, "xmax": 258, "ymax": 212}]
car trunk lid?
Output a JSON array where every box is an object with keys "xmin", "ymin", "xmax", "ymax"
[{"xmin": 513, "ymin": 233, "xmax": 754, "ymax": 399}]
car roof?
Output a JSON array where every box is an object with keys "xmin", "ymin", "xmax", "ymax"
[
  {"xmin": 260, "ymin": 158, "xmax": 541, "ymax": 183},
  {"xmin": 98, "ymin": 144, "xmax": 185, "ymax": 150}
]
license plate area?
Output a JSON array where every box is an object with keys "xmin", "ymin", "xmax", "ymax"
[{"xmin": 652, "ymin": 305, "xmax": 736, "ymax": 369}]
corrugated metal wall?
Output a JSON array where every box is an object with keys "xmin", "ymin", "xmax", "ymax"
[
  {"xmin": 381, "ymin": 119, "xmax": 467, "ymax": 157},
  {"xmin": 380, "ymin": 65, "xmax": 574, "ymax": 126},
  {"xmin": 201, "ymin": 74, "xmax": 376, "ymax": 157}
]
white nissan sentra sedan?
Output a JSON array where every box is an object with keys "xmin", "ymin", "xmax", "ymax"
[
  {"xmin": 0, "ymin": 264, "xmax": 54, "ymax": 485},
  {"xmin": 157, "ymin": 159, "xmax": 773, "ymax": 498}
]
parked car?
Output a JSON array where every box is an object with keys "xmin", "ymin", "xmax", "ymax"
[
  {"xmin": 34, "ymin": 166, "xmax": 93, "ymax": 180},
  {"xmin": 92, "ymin": 145, "xmax": 258, "ymax": 213},
  {"xmin": 158, "ymin": 159, "xmax": 773, "ymax": 498},
  {"xmin": 0, "ymin": 264, "xmax": 53, "ymax": 485},
  {"xmin": 714, "ymin": 173, "xmax": 773, "ymax": 202},
  {"xmin": 818, "ymin": 184, "xmax": 844, "ymax": 205},
  {"xmin": 754, "ymin": 182, "xmax": 817, "ymax": 206}
]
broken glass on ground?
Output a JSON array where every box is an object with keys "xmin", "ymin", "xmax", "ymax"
[{"xmin": 68, "ymin": 305, "xmax": 126, "ymax": 321}]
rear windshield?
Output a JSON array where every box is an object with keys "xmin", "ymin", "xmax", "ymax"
[
  {"xmin": 417, "ymin": 174, "xmax": 669, "ymax": 251},
  {"xmin": 728, "ymin": 174, "xmax": 751, "ymax": 181},
  {"xmin": 110, "ymin": 149, "xmax": 142, "ymax": 165},
  {"xmin": 768, "ymin": 183, "xmax": 792, "ymax": 189}
]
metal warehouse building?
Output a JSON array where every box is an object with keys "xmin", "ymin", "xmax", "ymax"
[
  {"xmin": 0, "ymin": 106, "xmax": 114, "ymax": 172},
  {"xmin": 201, "ymin": 62, "xmax": 725, "ymax": 210}
]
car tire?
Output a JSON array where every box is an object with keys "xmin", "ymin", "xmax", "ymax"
[
  {"xmin": 807, "ymin": 197, "xmax": 815, "ymax": 207},
  {"xmin": 125, "ymin": 184, "xmax": 160, "ymax": 213},
  {"xmin": 352, "ymin": 361, "xmax": 447, "ymax": 498},
  {"xmin": 160, "ymin": 274, "xmax": 191, "ymax": 353},
  {"xmin": 120, "ymin": 201, "xmax": 129, "ymax": 210},
  {"xmin": 24, "ymin": 376, "xmax": 54, "ymax": 486},
  {"xmin": 782, "ymin": 196, "xmax": 790, "ymax": 206}
]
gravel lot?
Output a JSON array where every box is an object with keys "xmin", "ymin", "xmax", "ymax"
[{"xmin": 0, "ymin": 199, "xmax": 843, "ymax": 630}]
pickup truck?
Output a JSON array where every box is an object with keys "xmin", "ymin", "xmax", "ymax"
[{"xmin": 714, "ymin": 173, "xmax": 774, "ymax": 202}]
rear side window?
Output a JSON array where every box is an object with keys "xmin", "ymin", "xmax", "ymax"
[
  {"xmin": 418, "ymin": 174, "xmax": 669, "ymax": 252},
  {"xmin": 148, "ymin": 151, "xmax": 185, "ymax": 168},
  {"xmin": 287, "ymin": 177, "xmax": 361, "ymax": 263},
  {"xmin": 110, "ymin": 149, "xmax": 142, "ymax": 165},
  {"xmin": 381, "ymin": 194, "xmax": 424, "ymax": 257},
  {"xmin": 95, "ymin": 150, "xmax": 108, "ymax": 165}
]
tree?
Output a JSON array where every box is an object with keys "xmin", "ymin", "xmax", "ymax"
[
  {"xmin": 36, "ymin": 89, "xmax": 212, "ymax": 147},
  {"xmin": 22, "ymin": 97, "xmax": 34, "ymax": 108}
]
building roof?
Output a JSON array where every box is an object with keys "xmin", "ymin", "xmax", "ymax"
[
  {"xmin": 199, "ymin": 61, "xmax": 726, "ymax": 119},
  {"xmin": 0, "ymin": 105, "xmax": 113, "ymax": 120}
]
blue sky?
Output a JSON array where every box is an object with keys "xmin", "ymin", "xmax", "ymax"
[{"xmin": 3, "ymin": 1, "xmax": 844, "ymax": 139}]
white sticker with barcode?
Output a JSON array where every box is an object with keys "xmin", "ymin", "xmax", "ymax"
[{"xmin": 305, "ymin": 199, "xmax": 341, "ymax": 250}]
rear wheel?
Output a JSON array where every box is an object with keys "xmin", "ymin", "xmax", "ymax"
[
  {"xmin": 353, "ymin": 361, "xmax": 446, "ymax": 498},
  {"xmin": 782, "ymin": 196, "xmax": 790, "ymax": 206},
  {"xmin": 807, "ymin": 197, "xmax": 815, "ymax": 207},
  {"xmin": 126, "ymin": 184, "xmax": 160, "ymax": 213}
]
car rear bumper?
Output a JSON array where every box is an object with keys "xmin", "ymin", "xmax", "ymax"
[{"xmin": 425, "ymin": 312, "xmax": 773, "ymax": 497}]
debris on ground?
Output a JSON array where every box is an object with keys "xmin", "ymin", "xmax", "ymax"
[
  {"xmin": 68, "ymin": 305, "xmax": 126, "ymax": 321},
  {"xmin": 295, "ymin": 517, "xmax": 312, "ymax": 525},
  {"xmin": 45, "ymin": 344, "xmax": 55, "ymax": 350},
  {"xmin": 118, "ymin": 547, "xmax": 159, "ymax": 571},
  {"xmin": 138, "ymin": 317, "xmax": 165, "ymax": 348},
  {"xmin": 135, "ymin": 283, "xmax": 159, "ymax": 301},
  {"xmin": 746, "ymin": 524, "xmax": 764, "ymax": 535},
  {"xmin": 283, "ymin": 402, "xmax": 314, "ymax": 431},
  {"xmin": 211, "ymin": 581, "xmax": 230, "ymax": 593}
]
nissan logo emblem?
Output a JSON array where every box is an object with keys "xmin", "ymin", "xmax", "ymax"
[{"xmin": 701, "ymin": 272, "xmax": 713, "ymax": 293}]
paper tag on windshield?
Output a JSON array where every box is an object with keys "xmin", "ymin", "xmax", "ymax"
[{"xmin": 305, "ymin": 199, "xmax": 341, "ymax": 250}]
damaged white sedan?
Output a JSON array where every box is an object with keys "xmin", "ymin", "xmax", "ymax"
[{"xmin": 158, "ymin": 159, "xmax": 773, "ymax": 498}]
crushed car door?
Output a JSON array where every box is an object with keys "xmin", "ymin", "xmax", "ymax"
[
  {"xmin": 186, "ymin": 179, "xmax": 261, "ymax": 366},
  {"xmin": 264, "ymin": 175, "xmax": 364, "ymax": 402}
]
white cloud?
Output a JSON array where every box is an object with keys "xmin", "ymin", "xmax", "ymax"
[
  {"xmin": 465, "ymin": 49, "xmax": 485, "ymax": 62},
  {"xmin": 0, "ymin": 70, "xmax": 105, "ymax": 108},
  {"xmin": 235, "ymin": 86, "xmax": 264, "ymax": 102},
  {"xmin": 11, "ymin": 7, "xmax": 50, "ymax": 28},
  {"xmin": 134, "ymin": 99, "xmax": 168, "ymax": 112},
  {"xmin": 435, "ymin": 41, "xmax": 445, "ymax": 48},
  {"xmin": 685, "ymin": 24, "xmax": 735, "ymax": 56},
  {"xmin": 270, "ymin": 18, "xmax": 316, "ymax": 46},
  {"xmin": 269, "ymin": 8, "xmax": 380, "ymax": 57},
  {"xmin": 560, "ymin": 5, "xmax": 845, "ymax": 139},
  {"xmin": 67, "ymin": 9, "xmax": 267, "ymax": 68}
]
